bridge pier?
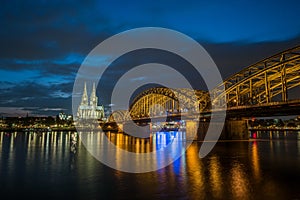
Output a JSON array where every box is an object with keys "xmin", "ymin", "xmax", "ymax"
[
  {"xmin": 185, "ymin": 120, "xmax": 198, "ymax": 140},
  {"xmin": 191, "ymin": 119, "xmax": 249, "ymax": 140},
  {"xmin": 224, "ymin": 119, "xmax": 249, "ymax": 140}
]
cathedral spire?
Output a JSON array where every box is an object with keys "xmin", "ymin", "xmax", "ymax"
[
  {"xmin": 81, "ymin": 82, "xmax": 88, "ymax": 106},
  {"xmin": 90, "ymin": 82, "xmax": 98, "ymax": 107}
]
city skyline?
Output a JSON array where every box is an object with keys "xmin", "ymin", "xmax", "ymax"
[{"xmin": 1, "ymin": 0, "xmax": 300, "ymax": 117}]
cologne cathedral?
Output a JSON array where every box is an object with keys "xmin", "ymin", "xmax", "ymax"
[{"xmin": 77, "ymin": 82, "xmax": 105, "ymax": 120}]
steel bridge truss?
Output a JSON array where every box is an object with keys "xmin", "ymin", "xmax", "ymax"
[
  {"xmin": 109, "ymin": 88, "xmax": 210, "ymax": 122},
  {"xmin": 129, "ymin": 88, "xmax": 210, "ymax": 119},
  {"xmin": 212, "ymin": 45, "xmax": 300, "ymax": 108}
]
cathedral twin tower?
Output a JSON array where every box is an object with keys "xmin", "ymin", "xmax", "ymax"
[{"xmin": 77, "ymin": 82, "xmax": 105, "ymax": 120}]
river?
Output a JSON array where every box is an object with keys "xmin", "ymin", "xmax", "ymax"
[{"xmin": 1, "ymin": 131, "xmax": 300, "ymax": 199}]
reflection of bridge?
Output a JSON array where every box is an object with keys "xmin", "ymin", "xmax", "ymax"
[{"xmin": 109, "ymin": 46, "xmax": 300, "ymax": 123}]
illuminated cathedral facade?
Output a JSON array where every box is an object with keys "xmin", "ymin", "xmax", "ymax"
[{"xmin": 77, "ymin": 82, "xmax": 105, "ymax": 120}]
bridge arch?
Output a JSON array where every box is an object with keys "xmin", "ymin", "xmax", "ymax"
[
  {"xmin": 129, "ymin": 87, "xmax": 210, "ymax": 119},
  {"xmin": 108, "ymin": 110, "xmax": 131, "ymax": 123}
]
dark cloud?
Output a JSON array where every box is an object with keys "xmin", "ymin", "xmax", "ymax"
[
  {"xmin": 0, "ymin": 81, "xmax": 73, "ymax": 116},
  {"xmin": 0, "ymin": 0, "xmax": 110, "ymax": 60},
  {"xmin": 203, "ymin": 36, "xmax": 300, "ymax": 79}
]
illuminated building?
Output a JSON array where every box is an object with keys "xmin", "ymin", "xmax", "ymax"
[{"xmin": 77, "ymin": 82, "xmax": 105, "ymax": 120}]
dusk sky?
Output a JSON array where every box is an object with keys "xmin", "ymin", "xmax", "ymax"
[{"xmin": 1, "ymin": 0, "xmax": 300, "ymax": 116}]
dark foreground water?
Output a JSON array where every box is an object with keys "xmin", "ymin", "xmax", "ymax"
[{"xmin": 1, "ymin": 131, "xmax": 300, "ymax": 200}]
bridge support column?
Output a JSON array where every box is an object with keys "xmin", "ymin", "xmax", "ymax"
[
  {"xmin": 118, "ymin": 123, "xmax": 124, "ymax": 133},
  {"xmin": 190, "ymin": 119, "xmax": 249, "ymax": 140},
  {"xmin": 123, "ymin": 122, "xmax": 150, "ymax": 136},
  {"xmin": 225, "ymin": 119, "xmax": 249, "ymax": 140},
  {"xmin": 185, "ymin": 120, "xmax": 199, "ymax": 140}
]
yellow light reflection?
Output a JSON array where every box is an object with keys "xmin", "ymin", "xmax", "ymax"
[
  {"xmin": 186, "ymin": 144, "xmax": 205, "ymax": 198},
  {"xmin": 209, "ymin": 156, "xmax": 223, "ymax": 198},
  {"xmin": 251, "ymin": 141, "xmax": 261, "ymax": 182},
  {"xmin": 230, "ymin": 163, "xmax": 249, "ymax": 200}
]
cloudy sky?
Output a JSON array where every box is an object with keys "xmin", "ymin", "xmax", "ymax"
[{"xmin": 1, "ymin": 0, "xmax": 300, "ymax": 116}]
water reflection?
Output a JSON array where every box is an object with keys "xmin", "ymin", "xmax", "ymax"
[
  {"xmin": 230, "ymin": 162, "xmax": 250, "ymax": 200},
  {"xmin": 251, "ymin": 141, "xmax": 261, "ymax": 182},
  {"xmin": 209, "ymin": 156, "xmax": 223, "ymax": 199},
  {"xmin": 1, "ymin": 131, "xmax": 300, "ymax": 199},
  {"xmin": 186, "ymin": 144, "xmax": 205, "ymax": 198},
  {"xmin": 252, "ymin": 130, "xmax": 300, "ymax": 140}
]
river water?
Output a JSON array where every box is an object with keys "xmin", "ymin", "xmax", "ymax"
[{"xmin": 1, "ymin": 131, "xmax": 300, "ymax": 200}]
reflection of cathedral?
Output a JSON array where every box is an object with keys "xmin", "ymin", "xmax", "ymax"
[{"xmin": 77, "ymin": 82, "xmax": 105, "ymax": 120}]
